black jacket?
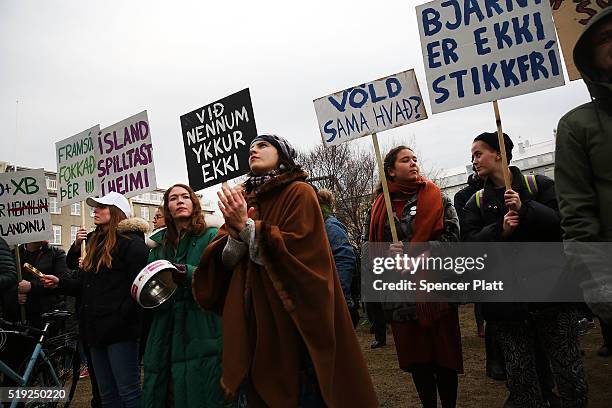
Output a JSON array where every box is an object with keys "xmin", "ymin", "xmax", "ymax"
[
  {"xmin": 453, "ymin": 173, "xmax": 484, "ymax": 239},
  {"xmin": 0, "ymin": 237, "xmax": 17, "ymax": 318},
  {"xmin": 3, "ymin": 244, "xmax": 71, "ymax": 327},
  {"xmin": 60, "ymin": 218, "xmax": 149, "ymax": 346},
  {"xmin": 462, "ymin": 167, "xmax": 561, "ymax": 321},
  {"xmin": 462, "ymin": 167, "xmax": 561, "ymax": 243}
]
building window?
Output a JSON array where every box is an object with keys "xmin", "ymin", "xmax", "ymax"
[
  {"xmin": 49, "ymin": 197, "xmax": 61, "ymax": 214},
  {"xmin": 46, "ymin": 177, "xmax": 57, "ymax": 190},
  {"xmin": 70, "ymin": 226, "xmax": 79, "ymax": 243},
  {"xmin": 141, "ymin": 207, "xmax": 150, "ymax": 221},
  {"xmin": 70, "ymin": 202, "xmax": 81, "ymax": 216},
  {"xmin": 51, "ymin": 225, "xmax": 62, "ymax": 245}
]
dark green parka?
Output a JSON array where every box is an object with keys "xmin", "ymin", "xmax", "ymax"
[{"xmin": 143, "ymin": 215, "xmax": 232, "ymax": 408}]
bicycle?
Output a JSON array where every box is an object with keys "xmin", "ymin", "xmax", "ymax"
[{"xmin": 0, "ymin": 310, "xmax": 79, "ymax": 408}]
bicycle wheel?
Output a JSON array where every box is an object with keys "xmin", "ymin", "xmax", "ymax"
[
  {"xmin": 47, "ymin": 345, "xmax": 79, "ymax": 408},
  {"xmin": 24, "ymin": 362, "xmax": 59, "ymax": 408}
]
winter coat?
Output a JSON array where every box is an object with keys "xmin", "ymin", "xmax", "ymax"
[
  {"xmin": 362, "ymin": 192, "xmax": 460, "ymax": 321},
  {"xmin": 454, "ymin": 173, "xmax": 484, "ymax": 239},
  {"xmin": 556, "ymin": 7, "xmax": 612, "ymax": 281},
  {"xmin": 0, "ymin": 237, "xmax": 17, "ymax": 318},
  {"xmin": 142, "ymin": 215, "xmax": 229, "ymax": 408},
  {"xmin": 59, "ymin": 218, "xmax": 149, "ymax": 346},
  {"xmin": 324, "ymin": 215, "xmax": 356, "ymax": 308},
  {"xmin": 462, "ymin": 166, "xmax": 561, "ymax": 320},
  {"xmin": 194, "ymin": 168, "xmax": 378, "ymax": 408},
  {"xmin": 2, "ymin": 244, "xmax": 70, "ymax": 327}
]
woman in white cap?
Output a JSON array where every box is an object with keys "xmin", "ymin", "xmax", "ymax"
[{"xmin": 43, "ymin": 191, "xmax": 149, "ymax": 408}]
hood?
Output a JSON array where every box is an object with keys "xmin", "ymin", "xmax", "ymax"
[
  {"xmin": 467, "ymin": 173, "xmax": 484, "ymax": 189},
  {"xmin": 146, "ymin": 226, "xmax": 166, "ymax": 248},
  {"xmin": 573, "ymin": 7, "xmax": 612, "ymax": 105},
  {"xmin": 117, "ymin": 217, "xmax": 150, "ymax": 235}
]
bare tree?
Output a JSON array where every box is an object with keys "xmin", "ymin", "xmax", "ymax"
[
  {"xmin": 298, "ymin": 144, "xmax": 376, "ymax": 246},
  {"xmin": 298, "ymin": 136, "xmax": 448, "ymax": 244}
]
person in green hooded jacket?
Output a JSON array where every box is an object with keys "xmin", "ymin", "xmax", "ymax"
[
  {"xmin": 555, "ymin": 7, "xmax": 612, "ymax": 357},
  {"xmin": 143, "ymin": 183, "xmax": 230, "ymax": 407}
]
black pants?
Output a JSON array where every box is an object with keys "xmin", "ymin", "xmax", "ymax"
[
  {"xmin": 485, "ymin": 321, "xmax": 505, "ymax": 375},
  {"xmin": 474, "ymin": 303, "xmax": 484, "ymax": 328},
  {"xmin": 600, "ymin": 318, "xmax": 612, "ymax": 346},
  {"xmin": 365, "ymin": 302, "xmax": 386, "ymax": 343},
  {"xmin": 411, "ymin": 364, "xmax": 458, "ymax": 408}
]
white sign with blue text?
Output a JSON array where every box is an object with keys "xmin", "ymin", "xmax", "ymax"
[
  {"xmin": 313, "ymin": 69, "xmax": 427, "ymax": 147},
  {"xmin": 416, "ymin": 0, "xmax": 565, "ymax": 114}
]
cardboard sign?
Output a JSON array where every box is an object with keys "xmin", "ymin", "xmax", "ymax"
[
  {"xmin": 314, "ymin": 70, "xmax": 427, "ymax": 147},
  {"xmin": 180, "ymin": 88, "xmax": 257, "ymax": 191},
  {"xmin": 96, "ymin": 111, "xmax": 157, "ymax": 199},
  {"xmin": 0, "ymin": 169, "xmax": 52, "ymax": 245},
  {"xmin": 417, "ymin": 0, "xmax": 565, "ymax": 114},
  {"xmin": 551, "ymin": 0, "xmax": 610, "ymax": 80},
  {"xmin": 56, "ymin": 125, "xmax": 101, "ymax": 206}
]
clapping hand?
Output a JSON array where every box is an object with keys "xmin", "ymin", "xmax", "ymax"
[{"xmin": 217, "ymin": 184, "xmax": 255, "ymax": 240}]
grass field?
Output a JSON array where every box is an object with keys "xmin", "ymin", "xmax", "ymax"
[{"xmin": 71, "ymin": 305, "xmax": 612, "ymax": 407}]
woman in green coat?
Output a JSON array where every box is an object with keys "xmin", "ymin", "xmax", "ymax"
[{"xmin": 143, "ymin": 183, "xmax": 229, "ymax": 407}]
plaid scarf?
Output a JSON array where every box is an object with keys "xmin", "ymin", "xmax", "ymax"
[{"xmin": 245, "ymin": 169, "xmax": 281, "ymax": 194}]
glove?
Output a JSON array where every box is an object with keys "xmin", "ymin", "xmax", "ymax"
[{"xmin": 171, "ymin": 263, "xmax": 187, "ymax": 285}]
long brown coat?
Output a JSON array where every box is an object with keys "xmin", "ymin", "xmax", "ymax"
[{"xmin": 193, "ymin": 169, "xmax": 378, "ymax": 407}]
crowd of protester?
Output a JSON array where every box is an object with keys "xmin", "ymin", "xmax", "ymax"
[{"xmin": 0, "ymin": 9, "xmax": 611, "ymax": 407}]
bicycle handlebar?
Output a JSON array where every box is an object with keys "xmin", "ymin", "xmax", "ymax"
[{"xmin": 0, "ymin": 319, "xmax": 44, "ymax": 337}]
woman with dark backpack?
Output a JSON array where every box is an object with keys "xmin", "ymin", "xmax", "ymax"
[{"xmin": 462, "ymin": 132, "xmax": 587, "ymax": 408}]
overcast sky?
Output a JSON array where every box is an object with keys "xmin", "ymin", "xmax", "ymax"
[{"xmin": 0, "ymin": 0, "xmax": 591, "ymax": 200}]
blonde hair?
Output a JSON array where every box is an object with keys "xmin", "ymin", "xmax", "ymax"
[{"xmin": 316, "ymin": 189, "xmax": 336, "ymax": 210}]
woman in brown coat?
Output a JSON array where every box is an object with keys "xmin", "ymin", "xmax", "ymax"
[{"xmin": 194, "ymin": 134, "xmax": 378, "ymax": 407}]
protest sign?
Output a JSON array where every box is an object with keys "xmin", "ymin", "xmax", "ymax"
[
  {"xmin": 0, "ymin": 169, "xmax": 52, "ymax": 245},
  {"xmin": 313, "ymin": 70, "xmax": 427, "ymax": 147},
  {"xmin": 417, "ymin": 0, "xmax": 565, "ymax": 114},
  {"xmin": 551, "ymin": 0, "xmax": 610, "ymax": 80},
  {"xmin": 180, "ymin": 88, "xmax": 257, "ymax": 191},
  {"xmin": 56, "ymin": 125, "xmax": 101, "ymax": 207},
  {"xmin": 96, "ymin": 111, "xmax": 157, "ymax": 199}
]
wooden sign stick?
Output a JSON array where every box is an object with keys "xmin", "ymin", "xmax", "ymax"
[
  {"xmin": 14, "ymin": 246, "xmax": 26, "ymax": 323},
  {"xmin": 493, "ymin": 100, "xmax": 512, "ymax": 191},
  {"xmin": 81, "ymin": 200, "xmax": 87, "ymax": 258},
  {"xmin": 372, "ymin": 133, "xmax": 399, "ymax": 243}
]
